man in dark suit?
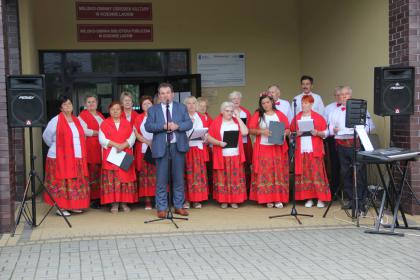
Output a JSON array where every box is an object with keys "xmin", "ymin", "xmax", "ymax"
[{"xmin": 145, "ymin": 83, "xmax": 193, "ymax": 218}]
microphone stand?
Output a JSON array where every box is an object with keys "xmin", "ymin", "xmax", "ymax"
[
  {"xmin": 269, "ymin": 99, "xmax": 313, "ymax": 224},
  {"xmin": 145, "ymin": 100, "xmax": 188, "ymax": 228}
]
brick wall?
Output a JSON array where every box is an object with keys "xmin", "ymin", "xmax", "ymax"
[
  {"xmin": 389, "ymin": 0, "xmax": 420, "ymax": 214},
  {"xmin": 0, "ymin": 0, "xmax": 21, "ymax": 233}
]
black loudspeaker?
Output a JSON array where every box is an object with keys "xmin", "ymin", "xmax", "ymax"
[
  {"xmin": 345, "ymin": 99, "xmax": 367, "ymax": 128},
  {"xmin": 374, "ymin": 66, "xmax": 414, "ymax": 116},
  {"xmin": 7, "ymin": 75, "xmax": 46, "ymax": 127}
]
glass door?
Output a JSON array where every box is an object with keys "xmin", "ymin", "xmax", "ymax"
[{"xmin": 73, "ymin": 79, "xmax": 114, "ymax": 116}]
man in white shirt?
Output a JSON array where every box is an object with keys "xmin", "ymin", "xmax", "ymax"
[
  {"xmin": 328, "ymin": 86, "xmax": 375, "ymax": 214},
  {"xmin": 292, "ymin": 75, "xmax": 325, "ymax": 116},
  {"xmin": 268, "ymin": 84, "xmax": 293, "ymax": 123},
  {"xmin": 324, "ymin": 86, "xmax": 343, "ymax": 196}
]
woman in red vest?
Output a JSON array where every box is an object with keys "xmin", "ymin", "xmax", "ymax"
[
  {"xmin": 249, "ymin": 93, "xmax": 290, "ymax": 208},
  {"xmin": 183, "ymin": 96, "xmax": 209, "ymax": 209},
  {"xmin": 42, "ymin": 95, "xmax": 90, "ymax": 217},
  {"xmin": 99, "ymin": 101, "xmax": 138, "ymax": 213},
  {"xmin": 120, "ymin": 91, "xmax": 139, "ymax": 127},
  {"xmin": 207, "ymin": 101, "xmax": 248, "ymax": 209},
  {"xmin": 78, "ymin": 95, "xmax": 105, "ymax": 208},
  {"xmin": 197, "ymin": 97, "xmax": 213, "ymax": 195},
  {"xmin": 229, "ymin": 91, "xmax": 253, "ymax": 189},
  {"xmin": 290, "ymin": 95, "xmax": 331, "ymax": 208},
  {"xmin": 133, "ymin": 96, "xmax": 156, "ymax": 210}
]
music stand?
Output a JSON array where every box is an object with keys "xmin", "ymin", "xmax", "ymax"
[
  {"xmin": 12, "ymin": 123, "xmax": 72, "ymax": 237},
  {"xmin": 323, "ymin": 99, "xmax": 367, "ymax": 227},
  {"xmin": 269, "ymin": 99, "xmax": 313, "ymax": 224}
]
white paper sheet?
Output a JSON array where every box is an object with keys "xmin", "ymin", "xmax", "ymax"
[
  {"xmin": 355, "ymin": 125, "xmax": 374, "ymax": 152},
  {"xmin": 106, "ymin": 147, "xmax": 126, "ymax": 166},
  {"xmin": 189, "ymin": 128, "xmax": 208, "ymax": 140},
  {"xmin": 337, "ymin": 127, "xmax": 354, "ymax": 136},
  {"xmin": 297, "ymin": 119, "xmax": 314, "ymax": 132}
]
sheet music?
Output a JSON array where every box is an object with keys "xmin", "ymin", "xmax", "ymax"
[
  {"xmin": 355, "ymin": 125, "xmax": 374, "ymax": 152},
  {"xmin": 107, "ymin": 147, "xmax": 126, "ymax": 166},
  {"xmin": 189, "ymin": 128, "xmax": 208, "ymax": 140},
  {"xmin": 297, "ymin": 119, "xmax": 314, "ymax": 132}
]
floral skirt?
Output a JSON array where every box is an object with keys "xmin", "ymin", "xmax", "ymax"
[
  {"xmin": 88, "ymin": 163, "xmax": 101, "ymax": 200},
  {"xmin": 213, "ymin": 156, "xmax": 247, "ymax": 204},
  {"xmin": 185, "ymin": 147, "xmax": 208, "ymax": 202},
  {"xmin": 295, "ymin": 153, "xmax": 331, "ymax": 201},
  {"xmin": 137, "ymin": 161, "xmax": 157, "ymax": 197},
  {"xmin": 250, "ymin": 145, "xmax": 289, "ymax": 203},
  {"xmin": 43, "ymin": 158, "xmax": 90, "ymax": 210},
  {"xmin": 101, "ymin": 169, "xmax": 138, "ymax": 204}
]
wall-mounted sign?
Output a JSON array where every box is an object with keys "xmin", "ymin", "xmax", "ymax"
[
  {"xmin": 76, "ymin": 2, "xmax": 152, "ymax": 20},
  {"xmin": 77, "ymin": 24, "xmax": 153, "ymax": 42},
  {"xmin": 197, "ymin": 53, "xmax": 246, "ymax": 87}
]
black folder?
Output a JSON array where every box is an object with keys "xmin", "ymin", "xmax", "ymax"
[
  {"xmin": 268, "ymin": 121, "xmax": 285, "ymax": 144},
  {"xmin": 120, "ymin": 153, "xmax": 134, "ymax": 171},
  {"xmin": 222, "ymin": 130, "xmax": 239, "ymax": 148},
  {"xmin": 240, "ymin": 118, "xmax": 247, "ymax": 125},
  {"xmin": 144, "ymin": 146, "xmax": 155, "ymax": 165}
]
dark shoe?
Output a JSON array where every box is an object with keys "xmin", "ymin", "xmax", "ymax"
[
  {"xmin": 157, "ymin": 210, "xmax": 167, "ymax": 219},
  {"xmin": 90, "ymin": 200, "xmax": 101, "ymax": 209},
  {"xmin": 175, "ymin": 208, "xmax": 189, "ymax": 216}
]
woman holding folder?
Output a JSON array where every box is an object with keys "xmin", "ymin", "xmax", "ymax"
[
  {"xmin": 249, "ymin": 93, "xmax": 290, "ymax": 208},
  {"xmin": 183, "ymin": 96, "xmax": 210, "ymax": 209},
  {"xmin": 207, "ymin": 101, "xmax": 248, "ymax": 209},
  {"xmin": 133, "ymin": 96, "xmax": 156, "ymax": 210},
  {"xmin": 99, "ymin": 101, "xmax": 137, "ymax": 213},
  {"xmin": 290, "ymin": 95, "xmax": 331, "ymax": 208}
]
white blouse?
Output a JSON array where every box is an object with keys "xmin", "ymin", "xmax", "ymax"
[
  {"xmin": 187, "ymin": 113, "xmax": 204, "ymax": 150},
  {"xmin": 259, "ymin": 113, "xmax": 280, "ymax": 146},
  {"xmin": 78, "ymin": 114, "xmax": 103, "ymax": 137},
  {"xmin": 221, "ymin": 121, "xmax": 239, "ymax": 157},
  {"xmin": 140, "ymin": 116, "xmax": 153, "ymax": 153},
  {"xmin": 98, "ymin": 122, "xmax": 136, "ymax": 149},
  {"xmin": 42, "ymin": 115, "xmax": 87, "ymax": 159}
]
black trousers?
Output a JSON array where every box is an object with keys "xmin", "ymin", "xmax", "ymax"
[
  {"xmin": 325, "ymin": 137, "xmax": 340, "ymax": 194},
  {"xmin": 337, "ymin": 144, "xmax": 367, "ymax": 208}
]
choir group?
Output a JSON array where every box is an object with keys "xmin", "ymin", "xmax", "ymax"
[{"xmin": 42, "ymin": 75, "xmax": 375, "ymax": 217}]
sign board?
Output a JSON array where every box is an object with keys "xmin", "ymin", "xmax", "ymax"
[
  {"xmin": 197, "ymin": 53, "xmax": 245, "ymax": 87},
  {"xmin": 77, "ymin": 24, "xmax": 153, "ymax": 42},
  {"xmin": 76, "ymin": 2, "xmax": 152, "ymax": 20}
]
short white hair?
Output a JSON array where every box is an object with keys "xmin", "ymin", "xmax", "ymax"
[
  {"xmin": 220, "ymin": 101, "xmax": 234, "ymax": 113},
  {"xmin": 341, "ymin": 86, "xmax": 352, "ymax": 96},
  {"xmin": 183, "ymin": 96, "xmax": 197, "ymax": 105},
  {"xmin": 268, "ymin": 84, "xmax": 280, "ymax": 92},
  {"xmin": 228, "ymin": 91, "xmax": 242, "ymax": 100}
]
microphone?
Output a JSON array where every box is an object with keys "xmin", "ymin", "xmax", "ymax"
[{"xmin": 166, "ymin": 99, "xmax": 170, "ymax": 108}]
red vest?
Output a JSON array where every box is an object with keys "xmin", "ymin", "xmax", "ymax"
[
  {"xmin": 55, "ymin": 112, "xmax": 88, "ymax": 179},
  {"xmin": 100, "ymin": 117, "xmax": 136, "ymax": 182},
  {"xmin": 290, "ymin": 111, "xmax": 326, "ymax": 175},
  {"xmin": 249, "ymin": 110, "xmax": 289, "ymax": 173},
  {"xmin": 79, "ymin": 110, "xmax": 105, "ymax": 164},
  {"xmin": 133, "ymin": 113, "xmax": 147, "ymax": 171}
]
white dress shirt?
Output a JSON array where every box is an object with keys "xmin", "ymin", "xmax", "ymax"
[
  {"xmin": 99, "ymin": 122, "xmax": 136, "ymax": 148},
  {"xmin": 43, "ymin": 115, "xmax": 87, "ymax": 159},
  {"xmin": 292, "ymin": 92, "xmax": 325, "ymax": 117},
  {"xmin": 328, "ymin": 106, "xmax": 376, "ymax": 139},
  {"xmin": 275, "ymin": 98, "xmax": 293, "ymax": 123},
  {"xmin": 161, "ymin": 102, "xmax": 176, "ymax": 143},
  {"xmin": 324, "ymin": 102, "xmax": 341, "ymax": 125}
]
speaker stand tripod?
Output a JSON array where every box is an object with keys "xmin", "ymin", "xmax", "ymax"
[{"xmin": 12, "ymin": 125, "xmax": 71, "ymax": 237}]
